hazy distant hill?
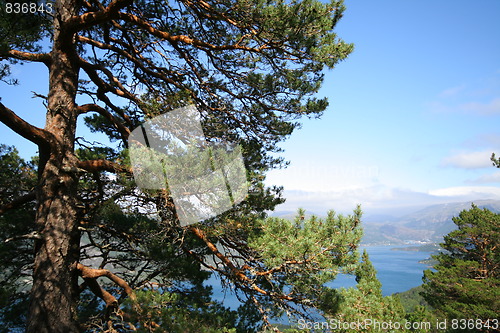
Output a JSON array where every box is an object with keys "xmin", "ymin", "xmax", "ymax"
[
  {"xmin": 271, "ymin": 200, "xmax": 500, "ymax": 245},
  {"xmin": 361, "ymin": 199, "xmax": 500, "ymax": 245}
]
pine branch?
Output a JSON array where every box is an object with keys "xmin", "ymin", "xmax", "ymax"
[
  {"xmin": 491, "ymin": 153, "xmax": 500, "ymax": 168},
  {"xmin": 116, "ymin": 12, "xmax": 266, "ymax": 53},
  {"xmin": 4, "ymin": 231, "xmax": 42, "ymax": 243},
  {"xmin": 0, "ymin": 102, "xmax": 55, "ymax": 149},
  {"xmin": 76, "ymin": 263, "xmax": 136, "ymax": 301},
  {"xmin": 0, "ymin": 50, "xmax": 51, "ymax": 65},
  {"xmin": 79, "ymin": 277, "xmax": 118, "ymax": 308},
  {"xmin": 188, "ymin": 226, "xmax": 294, "ymax": 301},
  {"xmin": 78, "ymin": 57, "xmax": 141, "ymax": 108},
  {"xmin": 78, "ymin": 103, "xmax": 131, "ymax": 139},
  {"xmin": 77, "ymin": 159, "xmax": 131, "ymax": 174},
  {"xmin": 66, "ymin": 0, "xmax": 133, "ymax": 31},
  {"xmin": 76, "ymin": 35, "xmax": 187, "ymax": 93},
  {"xmin": 0, "ymin": 191, "xmax": 36, "ymax": 215}
]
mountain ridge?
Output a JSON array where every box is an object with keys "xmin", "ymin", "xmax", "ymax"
[
  {"xmin": 362, "ymin": 199, "xmax": 500, "ymax": 244},
  {"xmin": 271, "ymin": 199, "xmax": 500, "ymax": 245}
]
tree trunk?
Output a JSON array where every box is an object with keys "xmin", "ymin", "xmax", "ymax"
[{"xmin": 26, "ymin": 0, "xmax": 81, "ymax": 331}]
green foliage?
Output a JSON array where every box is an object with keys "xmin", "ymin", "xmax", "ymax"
[
  {"xmin": 1, "ymin": 0, "xmax": 357, "ymax": 330},
  {"xmin": 0, "ymin": 0, "xmax": 52, "ymax": 82},
  {"xmin": 404, "ymin": 305, "xmax": 438, "ymax": 333},
  {"xmin": 396, "ymin": 286, "xmax": 438, "ymax": 333},
  {"xmin": 326, "ymin": 250, "xmax": 406, "ymax": 332},
  {"xmin": 491, "ymin": 152, "xmax": 500, "ymax": 168},
  {"xmin": 119, "ymin": 289, "xmax": 239, "ymax": 333},
  {"xmin": 80, "ymin": 0, "xmax": 354, "ymax": 161},
  {"xmin": 0, "ymin": 145, "xmax": 37, "ymax": 331},
  {"xmin": 395, "ymin": 285, "xmax": 429, "ymax": 313},
  {"xmin": 422, "ymin": 204, "xmax": 500, "ymax": 322},
  {"xmin": 249, "ymin": 207, "xmax": 362, "ymax": 299},
  {"xmin": 355, "ymin": 250, "xmax": 382, "ymax": 296},
  {"xmin": 0, "ymin": 144, "xmax": 37, "ymax": 198}
]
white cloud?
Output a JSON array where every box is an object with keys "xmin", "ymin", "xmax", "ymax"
[
  {"xmin": 459, "ymin": 97, "xmax": 500, "ymax": 115},
  {"xmin": 428, "ymin": 186, "xmax": 500, "ymax": 199},
  {"xmin": 266, "ymin": 163, "xmax": 380, "ymax": 192},
  {"xmin": 439, "ymin": 84, "xmax": 466, "ymax": 98},
  {"xmin": 429, "ymin": 76, "xmax": 500, "ymax": 116},
  {"xmin": 464, "ymin": 133, "xmax": 500, "ymax": 148},
  {"xmin": 466, "ymin": 171, "xmax": 500, "ymax": 184},
  {"xmin": 441, "ymin": 151, "xmax": 493, "ymax": 169},
  {"xmin": 271, "ymin": 184, "xmax": 500, "ymax": 217},
  {"xmin": 276, "ymin": 186, "xmax": 441, "ymax": 214}
]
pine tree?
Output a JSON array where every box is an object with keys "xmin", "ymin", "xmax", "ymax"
[
  {"xmin": 0, "ymin": 145, "xmax": 38, "ymax": 331},
  {"xmin": 422, "ymin": 205, "xmax": 500, "ymax": 322},
  {"xmin": 326, "ymin": 250, "xmax": 406, "ymax": 332},
  {"xmin": 0, "ymin": 0, "xmax": 355, "ymax": 330},
  {"xmin": 491, "ymin": 153, "xmax": 500, "ymax": 168}
]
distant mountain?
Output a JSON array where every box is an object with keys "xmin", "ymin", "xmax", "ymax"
[
  {"xmin": 361, "ymin": 199, "xmax": 500, "ymax": 245},
  {"xmin": 362, "ymin": 213, "xmax": 400, "ymax": 223},
  {"xmin": 400, "ymin": 199, "xmax": 500, "ymax": 227},
  {"xmin": 269, "ymin": 210, "xmax": 296, "ymax": 218},
  {"xmin": 272, "ymin": 199, "xmax": 500, "ymax": 245},
  {"xmin": 269, "ymin": 210, "xmax": 317, "ymax": 220}
]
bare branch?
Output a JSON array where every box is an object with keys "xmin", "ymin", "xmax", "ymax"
[
  {"xmin": 66, "ymin": 0, "xmax": 133, "ymax": 31},
  {"xmin": 76, "ymin": 263, "xmax": 136, "ymax": 301},
  {"xmin": 0, "ymin": 50, "xmax": 51, "ymax": 66},
  {"xmin": 78, "ymin": 57, "xmax": 140, "ymax": 105},
  {"xmin": 0, "ymin": 102, "xmax": 54, "ymax": 148},
  {"xmin": 77, "ymin": 159, "xmax": 131, "ymax": 174},
  {"xmin": 183, "ymin": 0, "xmax": 245, "ymax": 29},
  {"xmin": 116, "ymin": 12, "xmax": 265, "ymax": 53},
  {"xmin": 4, "ymin": 231, "xmax": 42, "ymax": 243},
  {"xmin": 76, "ymin": 35, "xmax": 183, "ymax": 91},
  {"xmin": 80, "ymin": 277, "xmax": 118, "ymax": 308},
  {"xmin": 78, "ymin": 103, "xmax": 131, "ymax": 139},
  {"xmin": 188, "ymin": 226, "xmax": 293, "ymax": 301}
]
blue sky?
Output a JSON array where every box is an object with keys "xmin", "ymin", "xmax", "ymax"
[
  {"xmin": 1, "ymin": 0, "xmax": 499, "ymax": 217},
  {"xmin": 266, "ymin": 0, "xmax": 500, "ymax": 215}
]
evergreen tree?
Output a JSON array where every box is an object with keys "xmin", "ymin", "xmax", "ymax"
[
  {"xmin": 403, "ymin": 305, "xmax": 438, "ymax": 333},
  {"xmin": 325, "ymin": 250, "xmax": 405, "ymax": 332},
  {"xmin": 0, "ymin": 0, "xmax": 355, "ymax": 331},
  {"xmin": 422, "ymin": 205, "xmax": 500, "ymax": 323},
  {"xmin": 491, "ymin": 153, "xmax": 500, "ymax": 168},
  {"xmin": 0, "ymin": 145, "xmax": 37, "ymax": 331}
]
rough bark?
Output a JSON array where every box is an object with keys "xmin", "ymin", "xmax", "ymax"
[{"xmin": 26, "ymin": 0, "xmax": 82, "ymax": 331}]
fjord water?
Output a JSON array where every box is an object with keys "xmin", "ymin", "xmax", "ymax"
[
  {"xmin": 328, "ymin": 245, "xmax": 434, "ymax": 296},
  {"xmin": 207, "ymin": 245, "xmax": 434, "ymax": 308}
]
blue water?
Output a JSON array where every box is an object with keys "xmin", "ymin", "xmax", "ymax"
[
  {"xmin": 206, "ymin": 245, "xmax": 433, "ymax": 309},
  {"xmin": 329, "ymin": 245, "xmax": 433, "ymax": 296}
]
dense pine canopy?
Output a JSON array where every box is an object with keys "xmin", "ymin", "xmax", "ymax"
[
  {"xmin": 0, "ymin": 0, "xmax": 359, "ymax": 331},
  {"xmin": 1, "ymin": 1, "xmax": 498, "ymax": 332},
  {"xmin": 422, "ymin": 205, "xmax": 500, "ymax": 321}
]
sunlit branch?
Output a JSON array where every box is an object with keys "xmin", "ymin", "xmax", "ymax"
[
  {"xmin": 78, "ymin": 103, "xmax": 131, "ymax": 139},
  {"xmin": 0, "ymin": 102, "xmax": 55, "ymax": 149},
  {"xmin": 77, "ymin": 159, "xmax": 131, "ymax": 174},
  {"xmin": 77, "ymin": 262, "xmax": 137, "ymax": 301},
  {"xmin": 188, "ymin": 226, "xmax": 294, "ymax": 301},
  {"xmin": 66, "ymin": 0, "xmax": 133, "ymax": 31},
  {"xmin": 116, "ymin": 12, "xmax": 267, "ymax": 53},
  {"xmin": 79, "ymin": 276, "xmax": 118, "ymax": 308},
  {"xmin": 4, "ymin": 231, "xmax": 42, "ymax": 243},
  {"xmin": 78, "ymin": 57, "xmax": 140, "ymax": 105},
  {"xmin": 0, "ymin": 50, "xmax": 51, "ymax": 65},
  {"xmin": 76, "ymin": 35, "xmax": 187, "ymax": 92}
]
